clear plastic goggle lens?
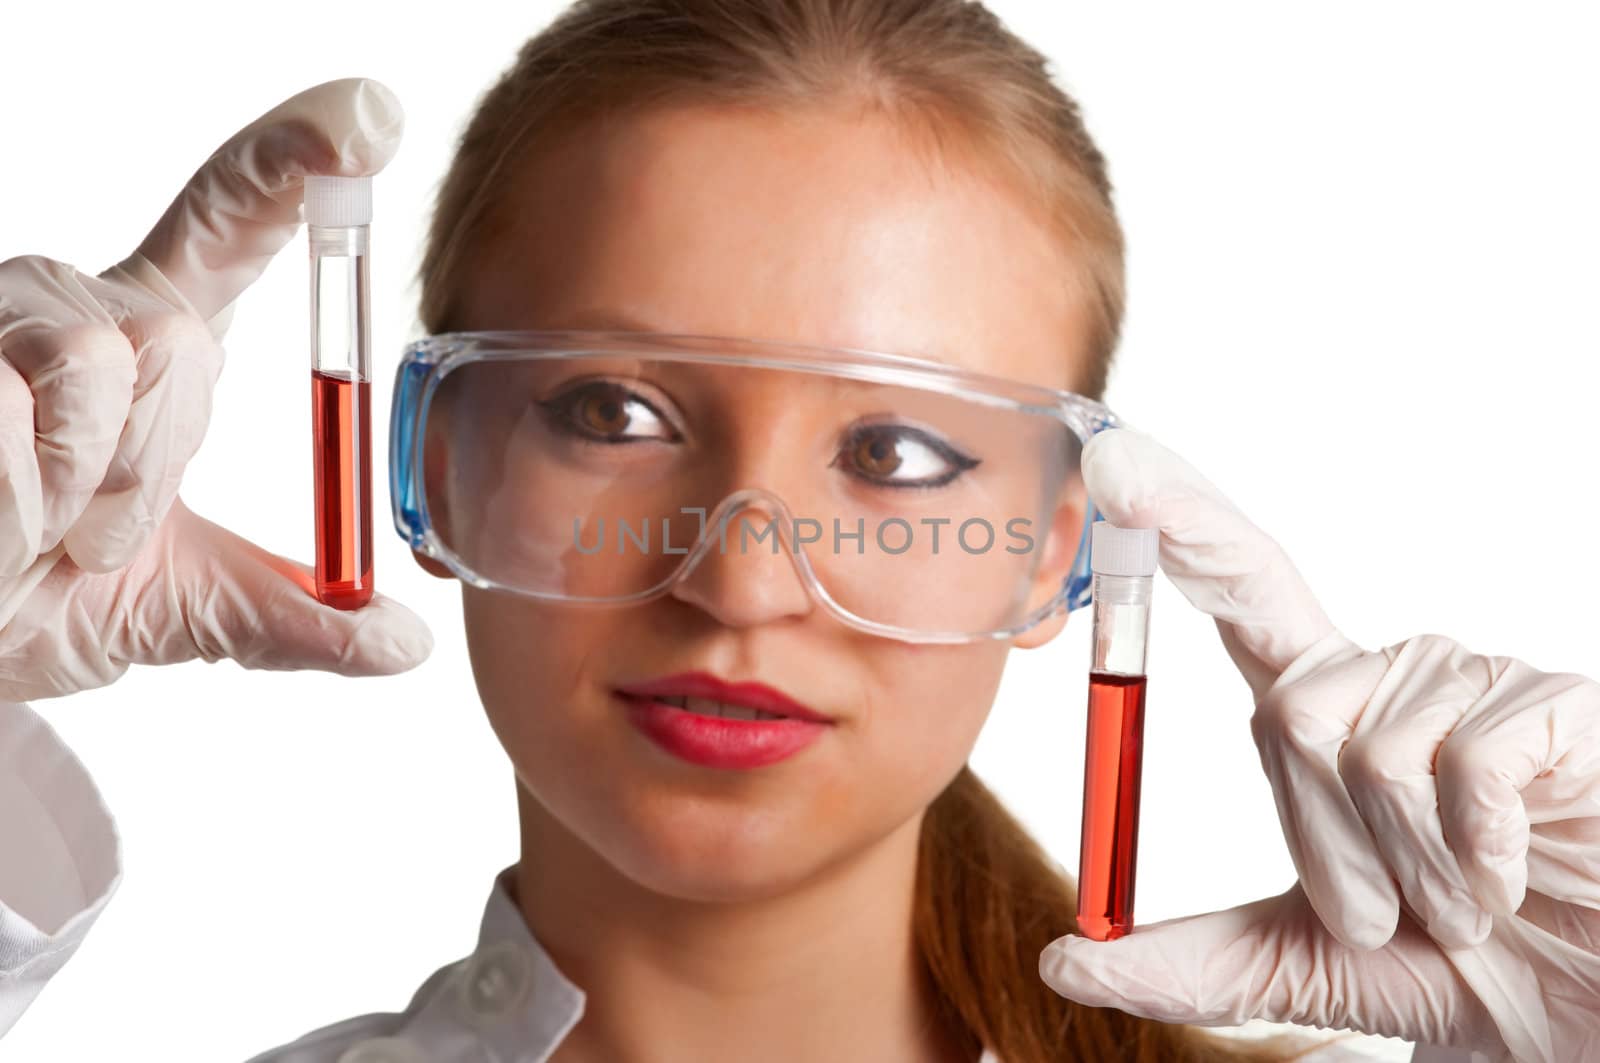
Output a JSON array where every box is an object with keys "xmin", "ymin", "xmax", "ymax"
[{"xmin": 393, "ymin": 334, "xmax": 1116, "ymax": 642}]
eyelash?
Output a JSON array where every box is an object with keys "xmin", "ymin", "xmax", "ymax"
[
  {"xmin": 832, "ymin": 424, "xmax": 980, "ymax": 490},
  {"xmin": 537, "ymin": 382, "xmax": 681, "ymax": 444},
  {"xmin": 536, "ymin": 383, "xmax": 979, "ymax": 488}
]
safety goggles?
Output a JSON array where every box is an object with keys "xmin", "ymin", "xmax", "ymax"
[{"xmin": 390, "ymin": 330, "xmax": 1120, "ymax": 644}]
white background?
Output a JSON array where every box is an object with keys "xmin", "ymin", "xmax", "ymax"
[{"xmin": 3, "ymin": 2, "xmax": 1597, "ymax": 1060}]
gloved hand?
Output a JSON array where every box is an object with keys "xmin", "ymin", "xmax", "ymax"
[
  {"xmin": 1039, "ymin": 427, "xmax": 1600, "ymax": 1063},
  {"xmin": 0, "ymin": 78, "xmax": 431, "ymax": 701}
]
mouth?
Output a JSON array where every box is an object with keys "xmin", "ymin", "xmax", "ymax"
[
  {"xmin": 644, "ymin": 695, "xmax": 787, "ymax": 721},
  {"xmin": 613, "ymin": 672, "xmax": 833, "ymax": 770},
  {"xmin": 613, "ymin": 672, "xmax": 833, "ymax": 723}
]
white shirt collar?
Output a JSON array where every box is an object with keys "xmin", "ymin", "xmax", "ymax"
[
  {"xmin": 396, "ymin": 868, "xmax": 585, "ymax": 1062},
  {"xmin": 397, "ymin": 868, "xmax": 999, "ymax": 1063}
]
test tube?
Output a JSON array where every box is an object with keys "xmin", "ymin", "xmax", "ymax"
[
  {"xmin": 1076, "ymin": 521, "xmax": 1158, "ymax": 942},
  {"xmin": 306, "ymin": 175, "xmax": 374, "ymax": 610}
]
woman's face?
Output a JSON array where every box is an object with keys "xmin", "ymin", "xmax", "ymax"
[{"xmin": 450, "ymin": 102, "xmax": 1094, "ymax": 901}]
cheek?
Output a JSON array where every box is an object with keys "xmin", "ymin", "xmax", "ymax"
[
  {"xmin": 462, "ymin": 591, "xmax": 605, "ymax": 772},
  {"xmin": 850, "ymin": 642, "xmax": 1008, "ymax": 812}
]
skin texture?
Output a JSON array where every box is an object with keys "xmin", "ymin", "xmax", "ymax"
[{"xmin": 427, "ymin": 100, "xmax": 1096, "ymax": 1063}]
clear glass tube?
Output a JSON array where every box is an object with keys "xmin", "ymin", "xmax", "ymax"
[
  {"xmin": 1077, "ymin": 571, "xmax": 1152, "ymax": 941},
  {"xmin": 309, "ymin": 223, "xmax": 373, "ymax": 609},
  {"xmin": 1090, "ymin": 574, "xmax": 1151, "ymax": 675}
]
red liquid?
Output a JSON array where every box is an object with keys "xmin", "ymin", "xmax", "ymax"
[
  {"xmin": 1076, "ymin": 671, "xmax": 1147, "ymax": 941},
  {"xmin": 312, "ymin": 369, "xmax": 373, "ymax": 610}
]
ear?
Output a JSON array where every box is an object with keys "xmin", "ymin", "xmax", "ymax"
[
  {"xmin": 413, "ymin": 550, "xmax": 453, "ymax": 579},
  {"xmin": 1010, "ymin": 483, "xmax": 1087, "ymax": 650}
]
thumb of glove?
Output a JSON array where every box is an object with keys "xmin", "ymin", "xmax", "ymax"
[
  {"xmin": 155, "ymin": 499, "xmax": 433, "ymax": 676},
  {"xmin": 1039, "ymin": 884, "xmax": 1499, "ymax": 1054}
]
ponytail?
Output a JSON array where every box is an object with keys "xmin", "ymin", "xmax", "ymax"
[{"xmin": 914, "ymin": 766, "xmax": 1306, "ymax": 1062}]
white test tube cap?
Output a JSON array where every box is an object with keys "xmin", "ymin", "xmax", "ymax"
[
  {"xmin": 304, "ymin": 175, "xmax": 373, "ymax": 227},
  {"xmin": 1090, "ymin": 521, "xmax": 1159, "ymax": 577}
]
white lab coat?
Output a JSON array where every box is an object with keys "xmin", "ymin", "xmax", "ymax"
[{"xmin": 0, "ymin": 698, "xmax": 1467, "ymax": 1062}]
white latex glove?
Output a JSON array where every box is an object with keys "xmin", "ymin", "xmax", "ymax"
[
  {"xmin": 1039, "ymin": 427, "xmax": 1600, "ymax": 1063},
  {"xmin": 0, "ymin": 78, "xmax": 431, "ymax": 700}
]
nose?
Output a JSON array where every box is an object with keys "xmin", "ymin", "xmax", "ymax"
[{"xmin": 667, "ymin": 494, "xmax": 815, "ymax": 629}]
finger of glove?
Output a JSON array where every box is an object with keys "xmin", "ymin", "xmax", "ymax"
[
  {"xmin": 1039, "ymin": 882, "xmax": 1495, "ymax": 1047},
  {"xmin": 1340, "ymin": 716, "xmax": 1493, "ymax": 949},
  {"xmin": 101, "ymin": 251, "xmax": 237, "ymax": 345},
  {"xmin": 1437, "ymin": 657, "xmax": 1600, "ymax": 915},
  {"xmin": 150, "ymin": 499, "xmax": 432, "ymax": 675},
  {"xmin": 61, "ymin": 307, "xmax": 223, "ymax": 572},
  {"xmin": 126, "ymin": 77, "xmax": 403, "ymax": 326},
  {"xmin": 0, "ymin": 544, "xmax": 130, "ymax": 700},
  {"xmin": 1253, "ymin": 644, "xmax": 1403, "ymax": 949},
  {"xmin": 1081, "ymin": 427, "xmax": 1338, "ymax": 701},
  {"xmin": 0, "ymin": 360, "xmax": 43, "ymax": 575},
  {"xmin": 1520, "ymin": 767, "xmax": 1600, "ymax": 911},
  {"xmin": 0, "ymin": 272, "xmax": 136, "ymax": 566}
]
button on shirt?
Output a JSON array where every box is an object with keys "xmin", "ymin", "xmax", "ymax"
[
  {"xmin": 251, "ymin": 870, "xmax": 996, "ymax": 1063},
  {"xmin": 242, "ymin": 875, "xmax": 1397, "ymax": 1063},
  {"xmin": 251, "ymin": 870, "xmax": 585, "ymax": 1063}
]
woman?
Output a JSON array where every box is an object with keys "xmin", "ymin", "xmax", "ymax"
[{"xmin": 1, "ymin": 2, "xmax": 1595, "ymax": 1061}]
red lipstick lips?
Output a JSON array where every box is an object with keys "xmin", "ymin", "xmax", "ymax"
[{"xmin": 615, "ymin": 671, "xmax": 831, "ymax": 770}]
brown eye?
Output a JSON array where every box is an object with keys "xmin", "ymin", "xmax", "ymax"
[
  {"xmin": 580, "ymin": 393, "xmax": 630, "ymax": 435},
  {"xmin": 835, "ymin": 423, "xmax": 980, "ymax": 489},
  {"xmin": 852, "ymin": 433, "xmax": 903, "ymax": 477},
  {"xmin": 540, "ymin": 381, "xmax": 679, "ymax": 443}
]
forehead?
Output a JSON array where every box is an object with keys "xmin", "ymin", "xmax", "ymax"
[{"xmin": 463, "ymin": 102, "xmax": 1092, "ymax": 391}]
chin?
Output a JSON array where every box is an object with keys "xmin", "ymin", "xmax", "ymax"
[{"xmin": 597, "ymin": 785, "xmax": 844, "ymax": 903}]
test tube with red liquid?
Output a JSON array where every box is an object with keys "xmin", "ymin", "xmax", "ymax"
[
  {"xmin": 305, "ymin": 175, "xmax": 374, "ymax": 610},
  {"xmin": 1076, "ymin": 521, "xmax": 1158, "ymax": 942}
]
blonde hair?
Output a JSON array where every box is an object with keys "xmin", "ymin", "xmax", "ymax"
[
  {"xmin": 418, "ymin": 2, "xmax": 1297, "ymax": 1059},
  {"xmin": 418, "ymin": 0, "xmax": 1122, "ymax": 399}
]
